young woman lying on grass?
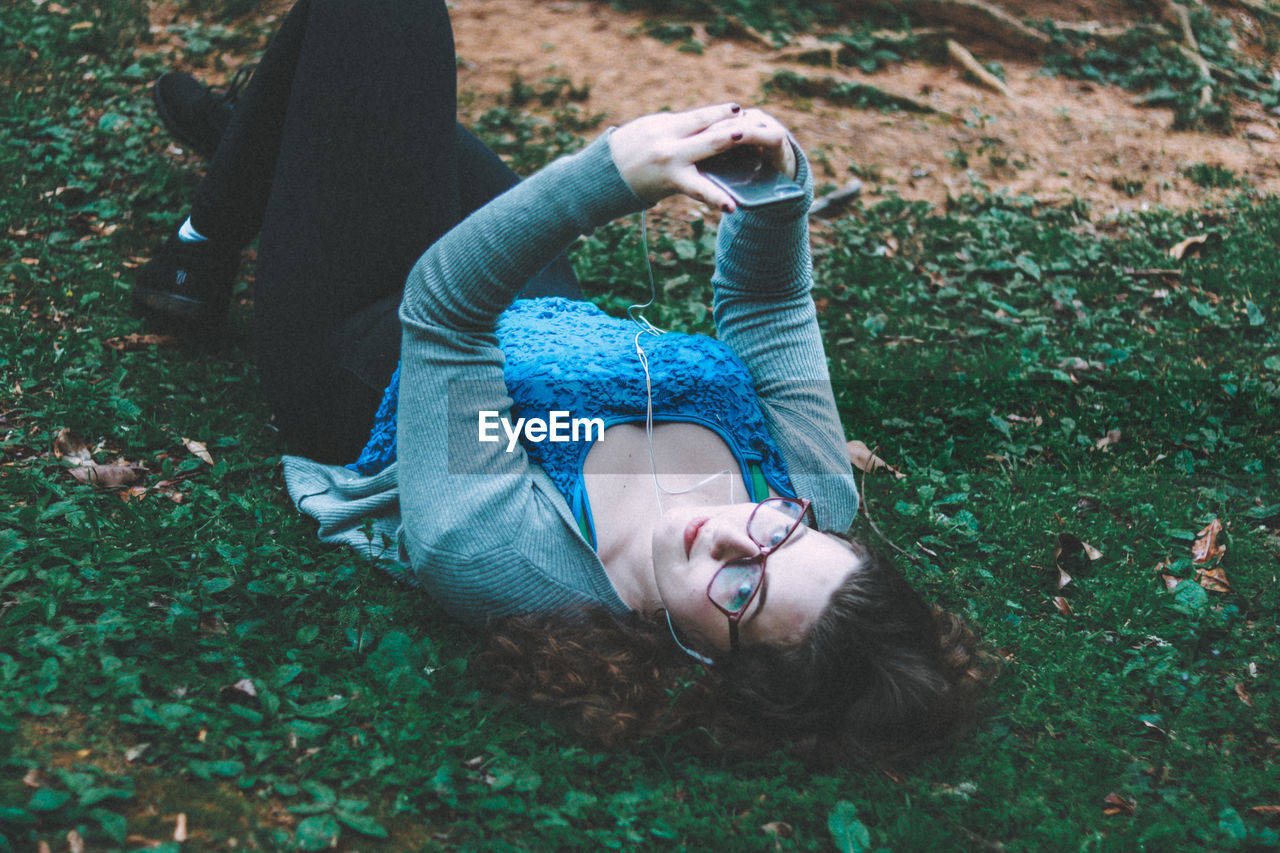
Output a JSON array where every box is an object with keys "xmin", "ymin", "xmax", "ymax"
[{"xmin": 134, "ymin": 0, "xmax": 991, "ymax": 764}]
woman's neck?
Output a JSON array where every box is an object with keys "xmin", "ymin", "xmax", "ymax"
[{"xmin": 582, "ymin": 421, "xmax": 749, "ymax": 611}]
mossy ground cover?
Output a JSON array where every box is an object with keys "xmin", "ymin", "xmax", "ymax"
[{"xmin": 3, "ymin": 1, "xmax": 1278, "ymax": 850}]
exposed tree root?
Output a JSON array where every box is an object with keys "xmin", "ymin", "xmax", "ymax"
[
  {"xmin": 748, "ymin": 0, "xmax": 1274, "ymax": 132},
  {"xmin": 1223, "ymin": 0, "xmax": 1280, "ymax": 25},
  {"xmin": 1155, "ymin": 0, "xmax": 1202, "ymax": 50},
  {"xmin": 823, "ymin": 0, "xmax": 1053, "ymax": 52},
  {"xmin": 717, "ymin": 14, "xmax": 776, "ymax": 48},
  {"xmin": 946, "ymin": 38, "xmax": 1015, "ymax": 96},
  {"xmin": 1155, "ymin": 0, "xmax": 1215, "ymax": 106},
  {"xmin": 1051, "ymin": 21, "xmax": 1164, "ymax": 47},
  {"xmin": 904, "ymin": 0, "xmax": 1052, "ymax": 53}
]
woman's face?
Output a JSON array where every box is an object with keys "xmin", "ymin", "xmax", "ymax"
[{"xmin": 650, "ymin": 502, "xmax": 861, "ymax": 653}]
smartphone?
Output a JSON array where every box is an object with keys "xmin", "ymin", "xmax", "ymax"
[{"xmin": 697, "ymin": 147, "xmax": 804, "ymax": 209}]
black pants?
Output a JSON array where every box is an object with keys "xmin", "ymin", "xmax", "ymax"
[{"xmin": 190, "ymin": 0, "xmax": 578, "ymax": 463}]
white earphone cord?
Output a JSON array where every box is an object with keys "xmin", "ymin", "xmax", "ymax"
[{"xmin": 629, "ymin": 211, "xmax": 732, "ymax": 510}]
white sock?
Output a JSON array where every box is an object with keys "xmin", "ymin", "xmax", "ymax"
[{"xmin": 178, "ymin": 217, "xmax": 208, "ymax": 243}]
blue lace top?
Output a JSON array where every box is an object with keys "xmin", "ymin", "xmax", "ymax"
[{"xmin": 350, "ymin": 297, "xmax": 795, "ymax": 540}]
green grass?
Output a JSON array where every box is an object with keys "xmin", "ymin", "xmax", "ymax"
[
  {"xmin": 3, "ymin": 1, "xmax": 1280, "ymax": 851},
  {"xmin": 1183, "ymin": 163, "xmax": 1246, "ymax": 190},
  {"xmin": 1037, "ymin": 8, "xmax": 1280, "ymax": 133}
]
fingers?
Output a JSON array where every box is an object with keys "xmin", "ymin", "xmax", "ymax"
[
  {"xmin": 666, "ymin": 102, "xmax": 744, "ymax": 136},
  {"xmin": 609, "ymin": 103, "xmax": 795, "ymax": 207},
  {"xmin": 678, "ymin": 108, "xmax": 795, "ymax": 175},
  {"xmin": 666, "ymin": 107, "xmax": 798, "ymax": 211},
  {"xmin": 673, "ymin": 171, "xmax": 738, "ymax": 213}
]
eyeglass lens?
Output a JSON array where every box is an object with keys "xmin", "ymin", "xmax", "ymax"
[
  {"xmin": 747, "ymin": 499, "xmax": 805, "ymax": 548},
  {"xmin": 708, "ymin": 562, "xmax": 764, "ymax": 614},
  {"xmin": 707, "ymin": 499, "xmax": 806, "ymax": 615}
]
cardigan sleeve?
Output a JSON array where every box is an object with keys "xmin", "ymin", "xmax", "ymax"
[
  {"xmin": 393, "ymin": 133, "xmax": 646, "ymax": 626},
  {"xmin": 710, "ymin": 144, "xmax": 859, "ymax": 533}
]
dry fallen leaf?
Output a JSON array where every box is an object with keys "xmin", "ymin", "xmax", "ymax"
[
  {"xmin": 1192, "ymin": 518, "xmax": 1226, "ymax": 564},
  {"xmin": 67, "ymin": 830, "xmax": 85, "ymax": 853},
  {"xmin": 1195, "ymin": 565, "xmax": 1231, "ymax": 593},
  {"xmin": 56, "ymin": 430, "xmax": 151, "ymax": 489},
  {"xmin": 174, "ymin": 813, "xmax": 188, "ymax": 842},
  {"xmin": 1057, "ymin": 356, "xmax": 1105, "ymax": 374},
  {"xmin": 221, "ymin": 678, "xmax": 258, "ymax": 700},
  {"xmin": 1250, "ymin": 805, "xmax": 1280, "ymax": 815},
  {"xmin": 52, "ymin": 427, "xmax": 94, "ymax": 465},
  {"xmin": 1233, "ymin": 682, "xmax": 1254, "ymax": 707},
  {"xmin": 1139, "ymin": 718, "xmax": 1168, "ymax": 739},
  {"xmin": 1095, "ymin": 428, "xmax": 1122, "ymax": 449},
  {"xmin": 1057, "ymin": 533, "xmax": 1103, "ymax": 563},
  {"xmin": 1102, "ymin": 792, "xmax": 1137, "ymax": 817},
  {"xmin": 1168, "ymin": 233, "xmax": 1208, "ymax": 260},
  {"xmin": 23, "ymin": 768, "xmax": 52, "ymax": 788},
  {"xmin": 846, "ymin": 440, "xmax": 906, "ymax": 479},
  {"xmin": 119, "ymin": 485, "xmax": 149, "ymax": 503},
  {"xmin": 760, "ymin": 821, "xmax": 793, "ymax": 839},
  {"xmin": 183, "ymin": 437, "xmax": 214, "ymax": 465},
  {"xmin": 1053, "ymin": 533, "xmax": 1103, "ymax": 589},
  {"xmin": 102, "ymin": 333, "xmax": 181, "ymax": 351},
  {"xmin": 69, "ymin": 463, "xmax": 147, "ymax": 489},
  {"xmin": 1052, "ymin": 596, "xmax": 1074, "ymax": 616}
]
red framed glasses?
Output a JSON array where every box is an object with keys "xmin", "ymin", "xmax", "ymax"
[{"xmin": 703, "ymin": 496, "xmax": 812, "ymax": 654}]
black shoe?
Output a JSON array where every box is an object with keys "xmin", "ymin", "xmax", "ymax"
[
  {"xmin": 152, "ymin": 68, "xmax": 251, "ymax": 159},
  {"xmin": 132, "ymin": 233, "xmax": 240, "ymax": 333}
]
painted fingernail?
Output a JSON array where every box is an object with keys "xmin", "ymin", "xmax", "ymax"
[
  {"xmin": 730, "ymin": 103, "xmax": 741, "ymax": 113},
  {"xmin": 731, "ymin": 131, "xmax": 744, "ymax": 141},
  {"xmin": 722, "ymin": 203, "xmax": 733, "ymax": 212}
]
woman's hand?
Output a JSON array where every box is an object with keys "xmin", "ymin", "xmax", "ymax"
[{"xmin": 609, "ymin": 103, "xmax": 797, "ymax": 213}]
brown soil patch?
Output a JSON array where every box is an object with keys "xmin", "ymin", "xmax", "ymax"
[
  {"xmin": 153, "ymin": 0, "xmax": 1280, "ymax": 213},
  {"xmin": 450, "ymin": 0, "xmax": 1280, "ymax": 213}
]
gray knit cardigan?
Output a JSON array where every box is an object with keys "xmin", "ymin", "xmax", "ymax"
[{"xmin": 282, "ymin": 131, "xmax": 858, "ymax": 628}]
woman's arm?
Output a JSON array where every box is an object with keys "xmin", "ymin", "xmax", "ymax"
[
  {"xmin": 394, "ymin": 104, "xmax": 752, "ymax": 623},
  {"xmin": 393, "ymin": 103, "xmax": 849, "ymax": 623},
  {"xmin": 707, "ymin": 119, "xmax": 859, "ymax": 534},
  {"xmin": 394, "ymin": 132, "xmax": 646, "ymax": 624}
]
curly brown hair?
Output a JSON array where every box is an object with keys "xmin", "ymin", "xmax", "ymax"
[{"xmin": 475, "ymin": 539, "xmax": 997, "ymax": 765}]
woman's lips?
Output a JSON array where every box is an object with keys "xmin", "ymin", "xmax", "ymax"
[{"xmin": 683, "ymin": 517, "xmax": 708, "ymax": 558}]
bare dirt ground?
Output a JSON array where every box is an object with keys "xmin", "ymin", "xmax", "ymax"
[
  {"xmin": 448, "ymin": 0, "xmax": 1280, "ymax": 215},
  {"xmin": 152, "ymin": 0, "xmax": 1280, "ymax": 214}
]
